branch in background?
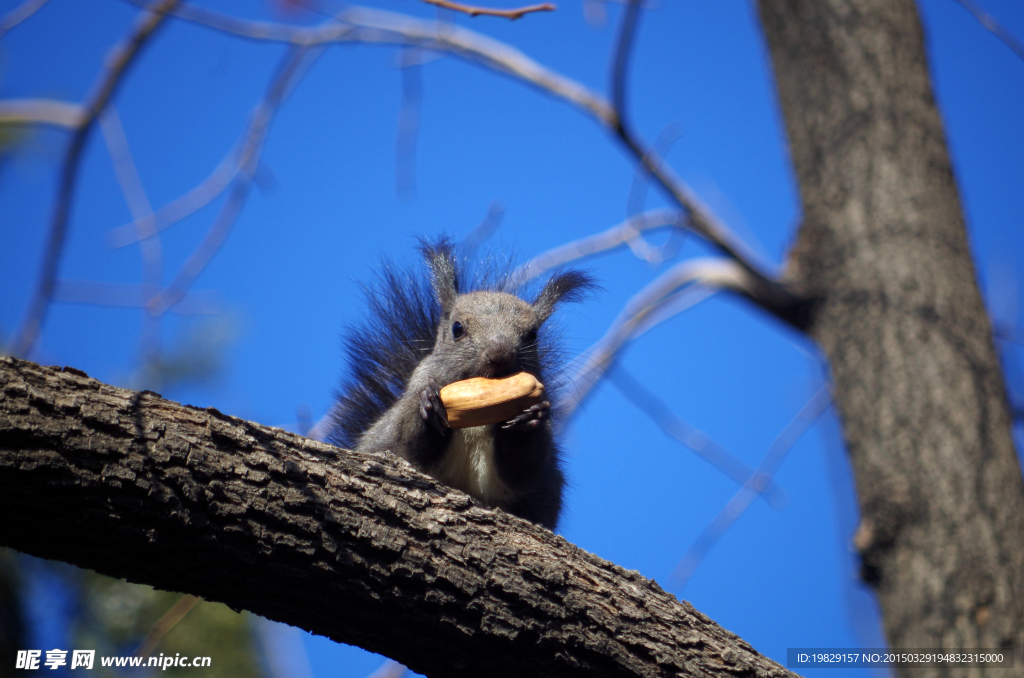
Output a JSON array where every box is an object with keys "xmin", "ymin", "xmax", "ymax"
[
  {"xmin": 150, "ymin": 45, "xmax": 321, "ymax": 315},
  {"xmin": 605, "ymin": 0, "xmax": 803, "ymax": 324},
  {"xmin": 626, "ymin": 122, "xmax": 681, "ymax": 217},
  {"xmin": 121, "ymin": 1, "xmax": 611, "ymax": 120},
  {"xmin": 561, "ymin": 258, "xmax": 755, "ymax": 416},
  {"xmin": 106, "ymin": 144, "xmax": 235, "ymax": 248},
  {"xmin": 461, "ymin": 200, "xmax": 506, "ymax": 251},
  {"xmin": 623, "ymin": 122, "xmax": 685, "ymax": 263},
  {"xmin": 516, "ymin": 208, "xmax": 682, "ymax": 281},
  {"xmin": 418, "ymin": 0, "xmax": 556, "ymax": 21},
  {"xmin": 52, "ymin": 281, "xmax": 220, "ymax": 315},
  {"xmin": 0, "ymin": 0, "xmax": 51, "ymax": 40},
  {"xmin": 951, "ymin": 0, "xmax": 1024, "ymax": 63},
  {"xmin": 9, "ymin": 0, "xmax": 180, "ymax": 360},
  {"xmin": 670, "ymin": 385, "xmax": 831, "ymax": 587},
  {"xmin": 608, "ymin": 367, "xmax": 788, "ymax": 508},
  {"xmin": 98, "ymin": 106, "xmax": 164, "ymax": 361},
  {"xmin": 395, "ymin": 46, "xmax": 424, "ymax": 202},
  {"xmin": 0, "ymin": 99, "xmax": 84, "ymax": 128},
  {"xmin": 134, "ymin": 595, "xmax": 200, "ymax": 660},
  {"xmin": 123, "ymin": 1, "xmax": 807, "ymax": 325},
  {"xmin": 608, "ymin": 0, "xmax": 640, "ymax": 119}
]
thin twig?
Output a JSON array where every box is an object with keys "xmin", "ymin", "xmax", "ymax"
[
  {"xmin": 10, "ymin": 0, "xmax": 180, "ymax": 359},
  {"xmin": 605, "ymin": 0, "xmax": 803, "ymax": 322},
  {"xmin": 395, "ymin": 46, "xmax": 424, "ymax": 202},
  {"xmin": 516, "ymin": 208, "xmax": 682, "ymax": 282},
  {"xmin": 461, "ymin": 200, "xmax": 506, "ymax": 251},
  {"xmin": 951, "ymin": 0, "xmax": 1024, "ymax": 63},
  {"xmin": 134, "ymin": 594, "xmax": 201, "ymax": 660},
  {"xmin": 150, "ymin": 45, "xmax": 321, "ymax": 315},
  {"xmin": 52, "ymin": 280, "xmax": 220, "ymax": 315},
  {"xmin": 0, "ymin": 99, "xmax": 84, "ymax": 128},
  {"xmin": 98, "ymin": 106, "xmax": 164, "ymax": 360},
  {"xmin": 106, "ymin": 150, "xmax": 235, "ymax": 248},
  {"xmin": 624, "ymin": 122, "xmax": 684, "ymax": 263},
  {"xmin": 418, "ymin": 0, "xmax": 555, "ymax": 21},
  {"xmin": 121, "ymin": 0, "xmax": 805, "ymax": 322},
  {"xmin": 608, "ymin": 0, "xmax": 641, "ymax": 120},
  {"xmin": 670, "ymin": 385, "xmax": 832, "ymax": 587},
  {"xmin": 561, "ymin": 258, "xmax": 754, "ymax": 417},
  {"xmin": 0, "ymin": 0, "xmax": 51, "ymax": 39},
  {"xmin": 609, "ymin": 367, "xmax": 788, "ymax": 508}
]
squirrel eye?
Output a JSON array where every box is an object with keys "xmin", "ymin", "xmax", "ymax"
[
  {"xmin": 523, "ymin": 329, "xmax": 538, "ymax": 344},
  {"xmin": 451, "ymin": 321, "xmax": 465, "ymax": 340}
]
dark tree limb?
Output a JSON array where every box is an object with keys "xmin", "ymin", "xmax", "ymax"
[
  {"xmin": 757, "ymin": 1, "xmax": 1024, "ymax": 673},
  {"xmin": 0, "ymin": 357, "xmax": 795, "ymax": 678}
]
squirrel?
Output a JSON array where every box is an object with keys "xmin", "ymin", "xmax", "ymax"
[{"xmin": 329, "ymin": 238, "xmax": 594, "ymax": 530}]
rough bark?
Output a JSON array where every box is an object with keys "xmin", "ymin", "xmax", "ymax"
[
  {"xmin": 756, "ymin": 0, "xmax": 1024, "ymax": 674},
  {"xmin": 0, "ymin": 357, "xmax": 794, "ymax": 678}
]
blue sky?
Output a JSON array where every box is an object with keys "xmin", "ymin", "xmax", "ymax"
[{"xmin": 1, "ymin": 0, "xmax": 1022, "ymax": 676}]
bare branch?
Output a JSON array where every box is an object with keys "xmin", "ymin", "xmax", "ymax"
[
  {"xmin": 106, "ymin": 149, "xmax": 236, "ymax": 248},
  {"xmin": 395, "ymin": 47, "xmax": 424, "ymax": 202},
  {"xmin": 608, "ymin": 367, "xmax": 788, "ymax": 508},
  {"xmin": 418, "ymin": 0, "xmax": 556, "ymax": 21},
  {"xmin": 122, "ymin": 1, "xmax": 613, "ymax": 122},
  {"xmin": 119, "ymin": 1, "xmax": 807, "ymax": 325},
  {"xmin": 951, "ymin": 0, "xmax": 1024, "ymax": 63},
  {"xmin": 670, "ymin": 385, "xmax": 832, "ymax": 587},
  {"xmin": 0, "ymin": 98, "xmax": 84, "ymax": 128},
  {"xmin": 0, "ymin": 0, "xmax": 51, "ymax": 40},
  {"xmin": 151, "ymin": 45, "xmax": 321, "ymax": 315},
  {"xmin": 107, "ymin": 40, "xmax": 325, "ymax": 250},
  {"xmin": 561, "ymin": 258, "xmax": 756, "ymax": 416},
  {"xmin": 605, "ymin": 1, "xmax": 804, "ymax": 323},
  {"xmin": 98, "ymin": 106, "xmax": 164, "ymax": 359},
  {"xmin": 9, "ymin": 0, "xmax": 180, "ymax": 359},
  {"xmin": 52, "ymin": 280, "xmax": 220, "ymax": 315},
  {"xmin": 517, "ymin": 208, "xmax": 682, "ymax": 281},
  {"xmin": 608, "ymin": 0, "xmax": 641, "ymax": 120},
  {"xmin": 461, "ymin": 200, "xmax": 506, "ymax": 251},
  {"xmin": 134, "ymin": 595, "xmax": 200, "ymax": 660}
]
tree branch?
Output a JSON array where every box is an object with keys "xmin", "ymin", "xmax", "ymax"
[
  {"xmin": 9, "ymin": 0, "xmax": 180, "ymax": 359},
  {"xmin": 417, "ymin": 0, "xmax": 556, "ymax": 21},
  {"xmin": 120, "ymin": 0, "xmax": 808, "ymax": 326},
  {"xmin": 0, "ymin": 0, "xmax": 51, "ymax": 40},
  {"xmin": 0, "ymin": 357, "xmax": 796, "ymax": 678},
  {"xmin": 0, "ymin": 98, "xmax": 84, "ymax": 128}
]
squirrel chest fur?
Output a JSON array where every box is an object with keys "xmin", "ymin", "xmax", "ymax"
[{"xmin": 330, "ymin": 240, "xmax": 593, "ymax": 529}]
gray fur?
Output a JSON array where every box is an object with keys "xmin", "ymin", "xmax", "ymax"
[{"xmin": 333, "ymin": 239, "xmax": 594, "ymax": 530}]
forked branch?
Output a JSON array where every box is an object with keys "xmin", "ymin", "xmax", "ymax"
[{"xmin": 417, "ymin": 0, "xmax": 556, "ymax": 21}]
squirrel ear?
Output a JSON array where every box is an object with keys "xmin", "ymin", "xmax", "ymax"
[
  {"xmin": 420, "ymin": 238, "xmax": 459, "ymax": 315},
  {"xmin": 533, "ymin": 270, "xmax": 597, "ymax": 324}
]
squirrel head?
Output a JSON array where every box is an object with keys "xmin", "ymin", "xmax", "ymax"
[{"xmin": 421, "ymin": 238, "xmax": 595, "ymax": 382}]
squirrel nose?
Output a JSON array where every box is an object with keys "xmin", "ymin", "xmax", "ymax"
[{"xmin": 483, "ymin": 338, "xmax": 516, "ymax": 376}]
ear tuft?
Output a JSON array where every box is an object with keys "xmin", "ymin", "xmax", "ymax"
[
  {"xmin": 533, "ymin": 270, "xmax": 597, "ymax": 323},
  {"xmin": 419, "ymin": 237, "xmax": 460, "ymax": 316}
]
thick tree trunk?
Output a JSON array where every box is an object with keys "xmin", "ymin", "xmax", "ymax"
[
  {"xmin": 756, "ymin": 0, "xmax": 1024, "ymax": 674},
  {"xmin": 0, "ymin": 357, "xmax": 795, "ymax": 678}
]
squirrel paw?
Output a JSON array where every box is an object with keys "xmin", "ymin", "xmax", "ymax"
[
  {"xmin": 502, "ymin": 400, "xmax": 550, "ymax": 431},
  {"xmin": 419, "ymin": 378, "xmax": 449, "ymax": 433}
]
